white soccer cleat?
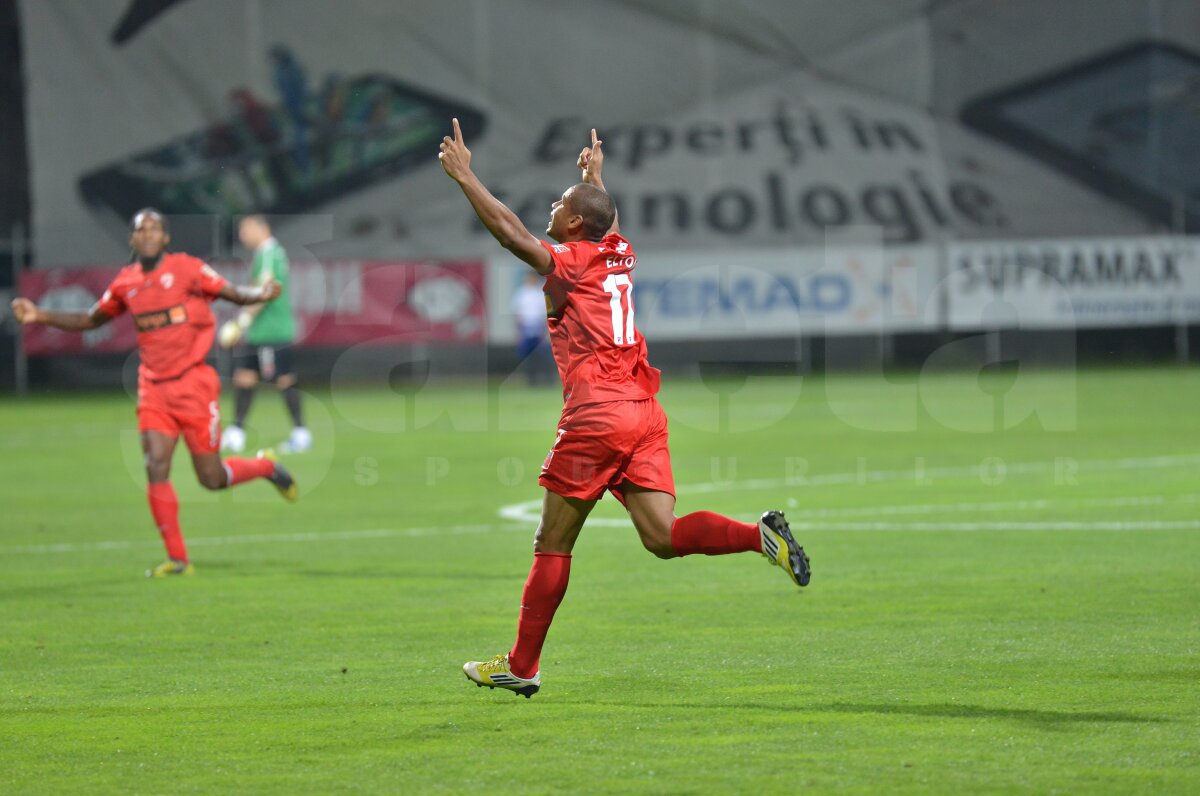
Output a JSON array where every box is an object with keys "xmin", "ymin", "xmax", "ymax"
[
  {"xmin": 279, "ymin": 426, "xmax": 312, "ymax": 454},
  {"xmin": 221, "ymin": 425, "xmax": 246, "ymax": 453},
  {"xmin": 463, "ymin": 654, "xmax": 541, "ymax": 698}
]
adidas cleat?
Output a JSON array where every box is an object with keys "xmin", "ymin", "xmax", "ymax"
[
  {"xmin": 463, "ymin": 654, "xmax": 540, "ymax": 698},
  {"xmin": 146, "ymin": 559, "xmax": 194, "ymax": 578},
  {"xmin": 759, "ymin": 510, "xmax": 810, "ymax": 587},
  {"xmin": 256, "ymin": 449, "xmax": 298, "ymax": 502}
]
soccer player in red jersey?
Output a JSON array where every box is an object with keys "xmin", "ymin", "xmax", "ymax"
[
  {"xmin": 10, "ymin": 209, "xmax": 299, "ymax": 577},
  {"xmin": 438, "ymin": 120, "xmax": 811, "ymax": 698}
]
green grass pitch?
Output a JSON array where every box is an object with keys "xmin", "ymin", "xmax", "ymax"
[{"xmin": 1, "ymin": 367, "xmax": 1198, "ymax": 793}]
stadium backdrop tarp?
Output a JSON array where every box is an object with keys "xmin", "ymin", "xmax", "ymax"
[
  {"xmin": 18, "ymin": 0, "xmax": 1200, "ymax": 271},
  {"xmin": 17, "ymin": 260, "xmax": 486, "ymax": 355}
]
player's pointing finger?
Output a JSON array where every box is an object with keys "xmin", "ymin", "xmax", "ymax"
[
  {"xmin": 591, "ymin": 128, "xmax": 601, "ymax": 148},
  {"xmin": 452, "ymin": 117, "xmax": 463, "ymax": 142}
]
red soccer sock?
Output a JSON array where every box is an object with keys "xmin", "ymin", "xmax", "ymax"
[
  {"xmin": 670, "ymin": 511, "xmax": 761, "ymax": 557},
  {"xmin": 508, "ymin": 552, "xmax": 572, "ymax": 680},
  {"xmin": 222, "ymin": 457, "xmax": 275, "ymax": 487},
  {"xmin": 147, "ymin": 482, "xmax": 188, "ymax": 562}
]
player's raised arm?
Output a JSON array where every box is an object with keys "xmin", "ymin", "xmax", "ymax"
[
  {"xmin": 10, "ymin": 297, "xmax": 114, "ymax": 332},
  {"xmin": 577, "ymin": 128, "xmax": 618, "ymax": 236},
  {"xmin": 439, "ymin": 118, "xmax": 553, "ymax": 275}
]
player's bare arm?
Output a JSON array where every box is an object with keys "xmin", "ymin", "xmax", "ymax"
[
  {"xmin": 218, "ymin": 278, "xmax": 281, "ymax": 306},
  {"xmin": 577, "ymin": 128, "xmax": 619, "ymax": 236},
  {"xmin": 10, "ymin": 297, "xmax": 113, "ymax": 332},
  {"xmin": 439, "ymin": 117, "xmax": 553, "ymax": 275},
  {"xmin": 215, "ymin": 278, "xmax": 281, "ymax": 347}
]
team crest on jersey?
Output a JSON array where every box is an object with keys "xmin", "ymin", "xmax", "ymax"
[{"xmin": 159, "ymin": 272, "xmax": 174, "ymax": 289}]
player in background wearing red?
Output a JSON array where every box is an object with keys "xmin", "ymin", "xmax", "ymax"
[
  {"xmin": 10, "ymin": 209, "xmax": 299, "ymax": 578},
  {"xmin": 439, "ymin": 120, "xmax": 811, "ymax": 698}
]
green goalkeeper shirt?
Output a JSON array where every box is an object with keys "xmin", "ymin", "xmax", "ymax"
[{"xmin": 248, "ymin": 237, "xmax": 296, "ymax": 345}]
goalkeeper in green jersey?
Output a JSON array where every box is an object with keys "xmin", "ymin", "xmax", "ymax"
[{"xmin": 219, "ymin": 215, "xmax": 311, "ymax": 454}]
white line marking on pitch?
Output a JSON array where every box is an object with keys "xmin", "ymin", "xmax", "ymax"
[
  {"xmin": 788, "ymin": 520, "xmax": 1200, "ymax": 532},
  {"xmin": 0, "ymin": 523, "xmax": 515, "ymax": 555},
  {"xmin": 5, "ymin": 455, "xmax": 1198, "ymax": 555},
  {"xmin": 498, "ymin": 453, "xmax": 1200, "ymax": 526}
]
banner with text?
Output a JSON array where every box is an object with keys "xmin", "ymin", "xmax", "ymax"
[
  {"xmin": 18, "ymin": 260, "xmax": 486, "ymax": 356},
  {"xmin": 947, "ymin": 237, "xmax": 1200, "ymax": 330},
  {"xmin": 22, "ymin": 0, "xmax": 1194, "ymax": 267},
  {"xmin": 488, "ymin": 246, "xmax": 939, "ymax": 344}
]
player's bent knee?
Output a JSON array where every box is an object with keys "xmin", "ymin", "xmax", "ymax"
[
  {"xmin": 143, "ymin": 456, "xmax": 171, "ymax": 482},
  {"xmin": 630, "ymin": 512, "xmax": 676, "ymax": 559},
  {"xmin": 198, "ymin": 472, "xmax": 225, "ymax": 491},
  {"xmin": 532, "ymin": 521, "xmax": 579, "ymax": 554},
  {"xmin": 639, "ymin": 534, "xmax": 676, "ymax": 560},
  {"xmin": 532, "ymin": 530, "xmax": 571, "ymax": 554}
]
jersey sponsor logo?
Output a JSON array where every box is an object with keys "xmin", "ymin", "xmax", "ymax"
[
  {"xmin": 159, "ymin": 272, "xmax": 174, "ymax": 289},
  {"xmin": 133, "ymin": 304, "xmax": 189, "ymax": 332},
  {"xmin": 552, "ymin": 244, "xmax": 569, "ymax": 253}
]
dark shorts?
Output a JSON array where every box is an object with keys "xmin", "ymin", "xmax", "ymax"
[{"xmin": 233, "ymin": 344, "xmax": 295, "ymax": 382}]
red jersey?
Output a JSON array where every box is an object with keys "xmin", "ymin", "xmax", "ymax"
[
  {"xmin": 94, "ymin": 253, "xmax": 228, "ymax": 381},
  {"xmin": 539, "ymin": 233, "xmax": 660, "ymax": 409}
]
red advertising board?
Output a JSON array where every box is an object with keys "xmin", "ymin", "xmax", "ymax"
[{"xmin": 18, "ymin": 260, "xmax": 487, "ymax": 355}]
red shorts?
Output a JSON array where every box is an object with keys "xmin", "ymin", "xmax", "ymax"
[
  {"xmin": 539, "ymin": 398, "xmax": 675, "ymax": 504},
  {"xmin": 137, "ymin": 364, "xmax": 222, "ymax": 455}
]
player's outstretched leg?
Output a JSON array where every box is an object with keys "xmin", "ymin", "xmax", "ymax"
[
  {"xmin": 624, "ymin": 486, "xmax": 810, "ymax": 587},
  {"xmin": 252, "ymin": 449, "xmax": 298, "ymax": 501},
  {"xmin": 672, "ymin": 509, "xmax": 810, "ymax": 587},
  {"xmin": 200, "ymin": 450, "xmax": 297, "ymax": 501}
]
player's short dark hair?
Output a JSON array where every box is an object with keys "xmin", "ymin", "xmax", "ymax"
[
  {"xmin": 568, "ymin": 183, "xmax": 616, "ymax": 240},
  {"xmin": 130, "ymin": 207, "xmax": 168, "ymax": 232}
]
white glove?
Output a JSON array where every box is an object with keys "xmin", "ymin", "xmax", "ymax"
[{"xmin": 218, "ymin": 312, "xmax": 252, "ymax": 348}]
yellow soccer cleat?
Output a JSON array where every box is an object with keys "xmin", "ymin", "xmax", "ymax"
[
  {"xmin": 759, "ymin": 510, "xmax": 811, "ymax": 587},
  {"xmin": 146, "ymin": 559, "xmax": 194, "ymax": 578},
  {"xmin": 256, "ymin": 449, "xmax": 298, "ymax": 502},
  {"xmin": 463, "ymin": 654, "xmax": 541, "ymax": 698}
]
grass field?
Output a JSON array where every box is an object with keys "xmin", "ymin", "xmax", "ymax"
[{"xmin": 1, "ymin": 367, "xmax": 1198, "ymax": 793}]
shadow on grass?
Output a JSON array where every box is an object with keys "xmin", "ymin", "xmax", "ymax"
[
  {"xmin": 809, "ymin": 702, "xmax": 1165, "ymax": 726},
  {"xmin": 588, "ymin": 700, "xmax": 1167, "ymax": 728},
  {"xmin": 296, "ymin": 569, "xmax": 520, "ymax": 581}
]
